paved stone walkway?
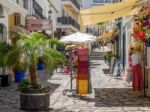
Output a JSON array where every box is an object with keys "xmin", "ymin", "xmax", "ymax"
[
  {"xmin": 51, "ymin": 60, "xmax": 150, "ymax": 112},
  {"xmin": 0, "ymin": 60, "xmax": 150, "ymax": 112},
  {"xmin": 0, "ymin": 70, "xmax": 69, "ymax": 112}
]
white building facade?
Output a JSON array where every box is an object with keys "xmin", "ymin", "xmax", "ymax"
[
  {"xmin": 0, "ymin": 0, "xmax": 28, "ymax": 43},
  {"xmin": 52, "ymin": 0, "xmax": 80, "ymax": 38}
]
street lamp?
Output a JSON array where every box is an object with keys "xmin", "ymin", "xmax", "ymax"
[
  {"xmin": 48, "ymin": 9, "xmax": 52, "ymax": 18},
  {"xmin": 48, "ymin": 9, "xmax": 53, "ymax": 37}
]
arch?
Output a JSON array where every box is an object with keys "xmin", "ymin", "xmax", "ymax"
[{"xmin": 0, "ymin": 23, "xmax": 7, "ymax": 42}]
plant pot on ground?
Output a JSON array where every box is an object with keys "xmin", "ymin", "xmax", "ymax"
[
  {"xmin": 37, "ymin": 58, "xmax": 45, "ymax": 70},
  {"xmin": 13, "ymin": 63, "xmax": 26, "ymax": 83},
  {"xmin": 103, "ymin": 51, "xmax": 113, "ymax": 66},
  {"xmin": 19, "ymin": 79, "xmax": 50, "ymax": 110},
  {"xmin": 17, "ymin": 32, "xmax": 65, "ymax": 110}
]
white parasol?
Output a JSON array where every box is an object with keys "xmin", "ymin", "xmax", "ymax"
[{"xmin": 60, "ymin": 32, "xmax": 96, "ymax": 44}]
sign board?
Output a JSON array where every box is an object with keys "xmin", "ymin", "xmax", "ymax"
[
  {"xmin": 25, "ymin": 19, "xmax": 52, "ymax": 31},
  {"xmin": 92, "ymin": 0, "xmax": 119, "ymax": 5}
]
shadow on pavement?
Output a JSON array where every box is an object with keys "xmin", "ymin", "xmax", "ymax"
[
  {"xmin": 19, "ymin": 108, "xmax": 72, "ymax": 112},
  {"xmin": 102, "ymin": 69, "xmax": 110, "ymax": 74},
  {"xmin": 90, "ymin": 63, "xmax": 101, "ymax": 66},
  {"xmin": 48, "ymin": 83, "xmax": 60, "ymax": 95},
  {"xmin": 94, "ymin": 88, "xmax": 149, "ymax": 107}
]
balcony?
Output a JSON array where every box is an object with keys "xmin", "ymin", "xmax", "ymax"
[
  {"xmin": 23, "ymin": 0, "xmax": 28, "ymax": 10},
  {"xmin": 57, "ymin": 16, "xmax": 80, "ymax": 31},
  {"xmin": 33, "ymin": 0, "xmax": 45, "ymax": 19},
  {"xmin": 86, "ymin": 28, "xmax": 93, "ymax": 34},
  {"xmin": 62, "ymin": 0, "xmax": 80, "ymax": 11}
]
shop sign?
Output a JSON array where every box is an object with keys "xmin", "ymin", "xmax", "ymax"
[
  {"xmin": 25, "ymin": 19, "xmax": 52, "ymax": 31},
  {"xmin": 92, "ymin": 0, "xmax": 119, "ymax": 5}
]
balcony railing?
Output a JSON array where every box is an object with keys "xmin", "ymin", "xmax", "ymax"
[
  {"xmin": 23, "ymin": 0, "xmax": 28, "ymax": 10},
  {"xmin": 57, "ymin": 16, "xmax": 80, "ymax": 30},
  {"xmin": 62, "ymin": 0, "xmax": 80, "ymax": 10},
  {"xmin": 86, "ymin": 28, "xmax": 93, "ymax": 34},
  {"xmin": 33, "ymin": 0, "xmax": 45, "ymax": 19}
]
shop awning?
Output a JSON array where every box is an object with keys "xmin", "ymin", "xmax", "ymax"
[
  {"xmin": 79, "ymin": 0, "xmax": 144, "ymax": 26},
  {"xmin": 96, "ymin": 32, "xmax": 113, "ymax": 41},
  {"xmin": 65, "ymin": 44, "xmax": 80, "ymax": 50},
  {"xmin": 96, "ymin": 31, "xmax": 119, "ymax": 41},
  {"xmin": 10, "ymin": 26, "xmax": 30, "ymax": 35}
]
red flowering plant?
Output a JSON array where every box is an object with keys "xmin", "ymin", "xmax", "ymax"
[
  {"xmin": 138, "ymin": 32, "xmax": 146, "ymax": 42},
  {"xmin": 133, "ymin": 5, "xmax": 150, "ymax": 45}
]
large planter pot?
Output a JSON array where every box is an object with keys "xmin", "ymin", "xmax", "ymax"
[
  {"xmin": 146, "ymin": 41, "xmax": 150, "ymax": 47},
  {"xmin": 15, "ymin": 71, "xmax": 26, "ymax": 83},
  {"xmin": 20, "ymin": 92, "xmax": 50, "ymax": 111},
  {"xmin": 37, "ymin": 63, "xmax": 45, "ymax": 70},
  {"xmin": 0, "ymin": 74, "xmax": 11, "ymax": 87}
]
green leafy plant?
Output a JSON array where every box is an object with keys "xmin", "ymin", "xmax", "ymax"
[
  {"xmin": 17, "ymin": 32, "xmax": 65, "ymax": 87},
  {"xmin": 0, "ymin": 42, "xmax": 18, "ymax": 75},
  {"xmin": 103, "ymin": 51, "xmax": 113, "ymax": 62},
  {"xmin": 13, "ymin": 62, "xmax": 27, "ymax": 72},
  {"xmin": 18, "ymin": 79, "xmax": 49, "ymax": 93},
  {"xmin": 49, "ymin": 38, "xmax": 65, "ymax": 52}
]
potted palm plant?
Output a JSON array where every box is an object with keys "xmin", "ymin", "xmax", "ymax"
[
  {"xmin": 17, "ymin": 32, "xmax": 65, "ymax": 110},
  {"xmin": 0, "ymin": 42, "xmax": 18, "ymax": 87}
]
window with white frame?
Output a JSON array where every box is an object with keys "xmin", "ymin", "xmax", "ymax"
[{"xmin": 15, "ymin": 13, "xmax": 21, "ymax": 25}]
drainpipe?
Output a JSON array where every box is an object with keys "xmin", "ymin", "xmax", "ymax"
[
  {"xmin": 146, "ymin": 47, "xmax": 150, "ymax": 96},
  {"xmin": 119, "ymin": 18, "xmax": 123, "ymax": 61}
]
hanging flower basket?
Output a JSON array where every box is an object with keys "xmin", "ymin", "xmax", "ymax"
[
  {"xmin": 138, "ymin": 32, "xmax": 146, "ymax": 42},
  {"xmin": 132, "ymin": 5, "xmax": 150, "ymax": 45},
  {"xmin": 133, "ymin": 42, "xmax": 143, "ymax": 52},
  {"xmin": 134, "ymin": 15, "xmax": 139, "ymax": 21},
  {"xmin": 133, "ymin": 29, "xmax": 139, "ymax": 36},
  {"xmin": 142, "ymin": 20, "xmax": 149, "ymax": 26}
]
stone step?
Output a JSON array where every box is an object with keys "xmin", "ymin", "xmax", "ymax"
[
  {"xmin": 89, "ymin": 57, "xmax": 104, "ymax": 60},
  {"xmin": 90, "ymin": 52, "xmax": 102, "ymax": 54},
  {"xmin": 90, "ymin": 56, "xmax": 103, "ymax": 58},
  {"xmin": 90, "ymin": 52, "xmax": 103, "ymax": 56}
]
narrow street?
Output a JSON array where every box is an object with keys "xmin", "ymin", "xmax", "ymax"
[
  {"xmin": 51, "ymin": 60, "xmax": 150, "ymax": 112},
  {"xmin": 0, "ymin": 60, "xmax": 150, "ymax": 112},
  {"xmin": 1, "ymin": 0, "xmax": 150, "ymax": 112}
]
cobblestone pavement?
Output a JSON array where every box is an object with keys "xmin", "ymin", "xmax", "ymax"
[
  {"xmin": 1, "ymin": 60, "xmax": 150, "ymax": 112},
  {"xmin": 0, "ymin": 70, "xmax": 69, "ymax": 112},
  {"xmin": 51, "ymin": 60, "xmax": 150, "ymax": 112}
]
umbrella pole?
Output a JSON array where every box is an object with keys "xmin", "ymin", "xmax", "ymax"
[{"xmin": 69, "ymin": 50, "xmax": 73, "ymax": 92}]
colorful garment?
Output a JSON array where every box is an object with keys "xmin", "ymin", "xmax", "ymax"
[
  {"xmin": 131, "ymin": 53, "xmax": 143, "ymax": 91},
  {"xmin": 132, "ymin": 64, "xmax": 144, "ymax": 91}
]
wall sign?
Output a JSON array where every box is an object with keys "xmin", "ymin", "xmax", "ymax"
[
  {"xmin": 25, "ymin": 19, "xmax": 52, "ymax": 31},
  {"xmin": 92, "ymin": 0, "xmax": 119, "ymax": 5}
]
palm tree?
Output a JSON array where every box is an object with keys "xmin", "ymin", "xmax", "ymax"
[{"xmin": 17, "ymin": 32, "xmax": 65, "ymax": 85}]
